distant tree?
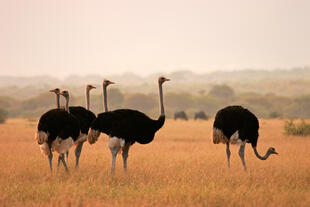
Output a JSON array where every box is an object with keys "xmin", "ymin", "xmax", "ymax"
[
  {"xmin": 124, "ymin": 93, "xmax": 157, "ymax": 112},
  {"xmin": 108, "ymin": 88, "xmax": 125, "ymax": 110},
  {"xmin": 165, "ymin": 92, "xmax": 193, "ymax": 111},
  {"xmin": 269, "ymin": 111, "xmax": 282, "ymax": 118},
  {"xmin": 209, "ymin": 84, "xmax": 235, "ymax": 100},
  {"xmin": 0, "ymin": 107, "xmax": 8, "ymax": 123},
  {"xmin": 194, "ymin": 95, "xmax": 222, "ymax": 115},
  {"xmin": 21, "ymin": 93, "xmax": 54, "ymax": 110}
]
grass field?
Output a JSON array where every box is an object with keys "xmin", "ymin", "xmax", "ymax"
[{"xmin": 0, "ymin": 118, "xmax": 310, "ymax": 207}]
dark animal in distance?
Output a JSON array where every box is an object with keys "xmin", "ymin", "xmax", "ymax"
[
  {"xmin": 213, "ymin": 105, "xmax": 278, "ymax": 171},
  {"xmin": 194, "ymin": 111, "xmax": 208, "ymax": 120},
  {"xmin": 88, "ymin": 76, "xmax": 170, "ymax": 172},
  {"xmin": 174, "ymin": 111, "xmax": 188, "ymax": 120}
]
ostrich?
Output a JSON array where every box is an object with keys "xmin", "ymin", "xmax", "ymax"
[
  {"xmin": 194, "ymin": 111, "xmax": 208, "ymax": 120},
  {"xmin": 63, "ymin": 84, "xmax": 96, "ymax": 168},
  {"xmin": 174, "ymin": 111, "xmax": 188, "ymax": 120},
  {"xmin": 213, "ymin": 105, "xmax": 278, "ymax": 171},
  {"xmin": 88, "ymin": 76, "xmax": 170, "ymax": 172},
  {"xmin": 35, "ymin": 90, "xmax": 80, "ymax": 172}
]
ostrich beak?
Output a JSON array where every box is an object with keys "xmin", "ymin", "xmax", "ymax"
[{"xmin": 165, "ymin": 78, "xmax": 170, "ymax": 81}]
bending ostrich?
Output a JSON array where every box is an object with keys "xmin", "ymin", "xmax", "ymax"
[
  {"xmin": 213, "ymin": 105, "xmax": 278, "ymax": 171},
  {"xmin": 88, "ymin": 76, "xmax": 170, "ymax": 172},
  {"xmin": 174, "ymin": 111, "xmax": 188, "ymax": 120},
  {"xmin": 35, "ymin": 90, "xmax": 80, "ymax": 172},
  {"xmin": 194, "ymin": 111, "xmax": 208, "ymax": 120}
]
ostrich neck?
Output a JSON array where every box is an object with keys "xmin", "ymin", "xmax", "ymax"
[
  {"xmin": 86, "ymin": 88, "xmax": 90, "ymax": 110},
  {"xmin": 56, "ymin": 94, "xmax": 60, "ymax": 109},
  {"xmin": 103, "ymin": 85, "xmax": 108, "ymax": 112},
  {"xmin": 159, "ymin": 82, "xmax": 164, "ymax": 116},
  {"xmin": 253, "ymin": 147, "xmax": 271, "ymax": 160},
  {"xmin": 65, "ymin": 96, "xmax": 70, "ymax": 113}
]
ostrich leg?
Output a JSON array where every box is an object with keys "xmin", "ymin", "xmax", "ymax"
[
  {"xmin": 239, "ymin": 143, "xmax": 247, "ymax": 171},
  {"xmin": 122, "ymin": 143, "xmax": 130, "ymax": 172},
  {"xmin": 75, "ymin": 142, "xmax": 84, "ymax": 168},
  {"xmin": 59, "ymin": 153, "xmax": 69, "ymax": 172},
  {"xmin": 109, "ymin": 137, "xmax": 121, "ymax": 173},
  {"xmin": 226, "ymin": 143, "xmax": 231, "ymax": 168},
  {"xmin": 57, "ymin": 151, "xmax": 69, "ymax": 166},
  {"xmin": 48, "ymin": 151, "xmax": 53, "ymax": 172}
]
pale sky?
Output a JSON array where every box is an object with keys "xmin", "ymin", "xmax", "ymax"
[{"xmin": 0, "ymin": 0, "xmax": 309, "ymax": 77}]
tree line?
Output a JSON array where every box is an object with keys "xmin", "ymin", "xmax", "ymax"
[{"xmin": 1, "ymin": 84, "xmax": 310, "ymax": 122}]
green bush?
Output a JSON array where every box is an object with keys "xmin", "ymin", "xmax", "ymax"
[
  {"xmin": 0, "ymin": 108, "xmax": 8, "ymax": 123},
  {"xmin": 284, "ymin": 119, "xmax": 310, "ymax": 136}
]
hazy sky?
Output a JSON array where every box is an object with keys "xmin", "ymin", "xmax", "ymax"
[{"xmin": 1, "ymin": 0, "xmax": 309, "ymax": 77}]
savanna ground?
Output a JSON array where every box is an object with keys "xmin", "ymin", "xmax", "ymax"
[{"xmin": 0, "ymin": 119, "xmax": 310, "ymax": 207}]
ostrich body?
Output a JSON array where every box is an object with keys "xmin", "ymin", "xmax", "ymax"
[
  {"xmin": 35, "ymin": 90, "xmax": 80, "ymax": 172},
  {"xmin": 88, "ymin": 76, "xmax": 170, "ymax": 172},
  {"xmin": 174, "ymin": 111, "xmax": 188, "ymax": 120},
  {"xmin": 213, "ymin": 105, "xmax": 278, "ymax": 170}
]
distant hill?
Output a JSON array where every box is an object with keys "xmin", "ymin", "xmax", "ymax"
[{"xmin": 1, "ymin": 67, "xmax": 310, "ymax": 99}]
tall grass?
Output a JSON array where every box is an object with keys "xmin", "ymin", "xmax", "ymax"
[
  {"xmin": 284, "ymin": 119, "xmax": 310, "ymax": 136},
  {"xmin": 0, "ymin": 119, "xmax": 310, "ymax": 206}
]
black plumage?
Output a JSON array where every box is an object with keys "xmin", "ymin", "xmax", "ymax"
[
  {"xmin": 37, "ymin": 109, "xmax": 80, "ymax": 144},
  {"xmin": 90, "ymin": 109, "xmax": 165, "ymax": 145},
  {"xmin": 213, "ymin": 105, "xmax": 278, "ymax": 170},
  {"xmin": 69, "ymin": 106, "xmax": 96, "ymax": 135},
  {"xmin": 36, "ymin": 107, "xmax": 80, "ymax": 172},
  {"xmin": 213, "ymin": 105, "xmax": 259, "ymax": 147}
]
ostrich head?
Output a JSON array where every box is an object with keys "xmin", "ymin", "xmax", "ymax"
[
  {"xmin": 60, "ymin": 90, "xmax": 69, "ymax": 98},
  {"xmin": 158, "ymin": 76, "xmax": 170, "ymax": 84},
  {"xmin": 103, "ymin": 79, "xmax": 115, "ymax": 87},
  {"xmin": 86, "ymin": 84, "xmax": 96, "ymax": 91},
  {"xmin": 268, "ymin": 147, "xmax": 278, "ymax": 155},
  {"xmin": 49, "ymin": 88, "xmax": 60, "ymax": 94}
]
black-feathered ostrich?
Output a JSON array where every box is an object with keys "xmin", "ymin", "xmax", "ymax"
[
  {"xmin": 65, "ymin": 84, "xmax": 96, "ymax": 168},
  {"xmin": 213, "ymin": 105, "xmax": 278, "ymax": 171},
  {"xmin": 88, "ymin": 76, "xmax": 170, "ymax": 172},
  {"xmin": 35, "ymin": 90, "xmax": 80, "ymax": 172}
]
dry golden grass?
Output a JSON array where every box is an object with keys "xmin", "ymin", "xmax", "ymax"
[{"xmin": 0, "ymin": 118, "xmax": 310, "ymax": 207}]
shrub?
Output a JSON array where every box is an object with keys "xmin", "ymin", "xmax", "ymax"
[
  {"xmin": 0, "ymin": 108, "xmax": 8, "ymax": 124},
  {"xmin": 284, "ymin": 119, "xmax": 310, "ymax": 136}
]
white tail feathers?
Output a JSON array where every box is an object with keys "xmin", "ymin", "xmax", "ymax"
[
  {"xmin": 35, "ymin": 131, "xmax": 49, "ymax": 145},
  {"xmin": 39, "ymin": 143, "xmax": 50, "ymax": 156},
  {"xmin": 51, "ymin": 137, "xmax": 74, "ymax": 154},
  {"xmin": 213, "ymin": 128, "xmax": 228, "ymax": 144},
  {"xmin": 108, "ymin": 137, "xmax": 126, "ymax": 154}
]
